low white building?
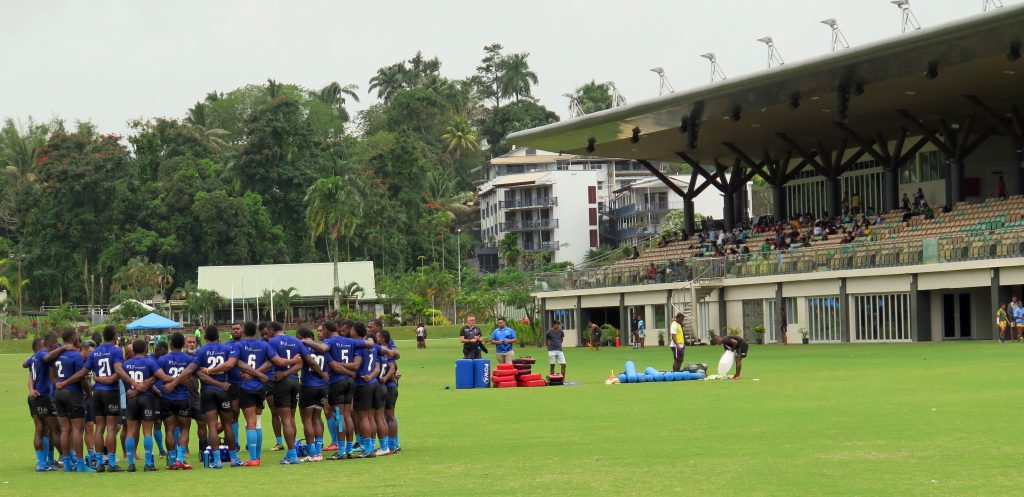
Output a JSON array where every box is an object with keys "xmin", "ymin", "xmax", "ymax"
[{"xmin": 197, "ymin": 261, "xmax": 378, "ymax": 323}]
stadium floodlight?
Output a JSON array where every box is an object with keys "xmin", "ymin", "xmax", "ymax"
[
  {"xmin": 891, "ymin": 0, "xmax": 922, "ymax": 33},
  {"xmin": 983, "ymin": 0, "xmax": 1004, "ymax": 11},
  {"xmin": 757, "ymin": 36, "xmax": 786, "ymax": 69},
  {"xmin": 650, "ymin": 67, "xmax": 675, "ymax": 96},
  {"xmin": 700, "ymin": 53, "xmax": 727, "ymax": 83},
  {"xmin": 820, "ymin": 18, "xmax": 850, "ymax": 52},
  {"xmin": 604, "ymin": 81, "xmax": 627, "ymax": 108},
  {"xmin": 563, "ymin": 92, "xmax": 583, "ymax": 118}
]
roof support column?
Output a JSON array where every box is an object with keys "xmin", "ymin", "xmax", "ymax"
[
  {"xmin": 898, "ymin": 110, "xmax": 992, "ymax": 208},
  {"xmin": 772, "ymin": 183, "xmax": 785, "ymax": 223},
  {"xmin": 723, "ymin": 188, "xmax": 735, "ymax": 230},
  {"xmin": 826, "ymin": 176, "xmax": 841, "ymax": 221},
  {"xmin": 883, "ymin": 166, "xmax": 899, "ymax": 212},
  {"xmin": 835, "ymin": 125, "xmax": 927, "ymax": 213},
  {"xmin": 684, "ymin": 197, "xmax": 696, "ymax": 234}
]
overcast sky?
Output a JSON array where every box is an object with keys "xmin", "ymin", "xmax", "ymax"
[{"xmin": 1, "ymin": 0, "xmax": 1010, "ymax": 137}]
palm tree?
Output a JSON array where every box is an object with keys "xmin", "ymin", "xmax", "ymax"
[
  {"xmin": 440, "ymin": 117, "xmax": 480, "ymax": 158},
  {"xmin": 571, "ymin": 80, "xmax": 615, "ymax": 115},
  {"xmin": 273, "ymin": 287, "xmax": 300, "ymax": 323},
  {"xmin": 111, "ymin": 257, "xmax": 174, "ymax": 302},
  {"xmin": 337, "ymin": 282, "xmax": 364, "ymax": 310},
  {"xmin": 266, "ymin": 78, "xmax": 283, "ymax": 99},
  {"xmin": 0, "ymin": 118, "xmax": 48, "ymax": 232},
  {"xmin": 185, "ymin": 102, "xmax": 231, "ymax": 151},
  {"xmin": 305, "ymin": 175, "xmax": 365, "ymax": 310},
  {"xmin": 316, "ymin": 81, "xmax": 360, "ymax": 123},
  {"xmin": 498, "ymin": 233, "xmax": 523, "ymax": 268},
  {"xmin": 368, "ymin": 63, "xmax": 407, "ymax": 103},
  {"xmin": 187, "ymin": 289, "xmax": 224, "ymax": 326},
  {"xmin": 497, "ymin": 53, "xmax": 539, "ymax": 102}
]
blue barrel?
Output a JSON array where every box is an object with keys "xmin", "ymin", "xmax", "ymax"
[
  {"xmin": 617, "ymin": 373, "xmax": 627, "ymax": 383},
  {"xmin": 455, "ymin": 359, "xmax": 475, "ymax": 389},
  {"xmin": 473, "ymin": 359, "xmax": 491, "ymax": 388},
  {"xmin": 653, "ymin": 372, "xmax": 666, "ymax": 382}
]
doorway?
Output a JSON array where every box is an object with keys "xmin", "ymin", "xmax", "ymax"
[{"xmin": 942, "ymin": 293, "xmax": 972, "ymax": 339}]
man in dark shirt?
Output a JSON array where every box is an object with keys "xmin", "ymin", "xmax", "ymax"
[
  {"xmin": 459, "ymin": 315, "xmax": 484, "ymax": 359},
  {"xmin": 545, "ymin": 321, "xmax": 566, "ymax": 376},
  {"xmin": 712, "ymin": 334, "xmax": 749, "ymax": 379}
]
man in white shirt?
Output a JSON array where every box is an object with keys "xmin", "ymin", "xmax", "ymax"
[{"xmin": 670, "ymin": 313, "xmax": 685, "ymax": 372}]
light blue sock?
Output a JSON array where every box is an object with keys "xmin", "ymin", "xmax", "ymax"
[
  {"xmin": 246, "ymin": 430, "xmax": 258, "ymax": 458},
  {"xmin": 101, "ymin": 453, "xmax": 108, "ymax": 466},
  {"xmin": 62, "ymin": 456, "xmax": 72, "ymax": 472},
  {"xmin": 143, "ymin": 435, "xmax": 153, "ymax": 466},
  {"xmin": 126, "ymin": 438, "xmax": 136, "ymax": 465},
  {"xmin": 276, "ymin": 435, "xmax": 283, "ymax": 445},
  {"xmin": 314, "ymin": 437, "xmax": 323, "ymax": 456},
  {"xmin": 393, "ymin": 416, "xmax": 399, "ymax": 447},
  {"xmin": 77, "ymin": 457, "xmax": 89, "ymax": 471},
  {"xmin": 88, "ymin": 449, "xmax": 96, "ymax": 465},
  {"xmin": 154, "ymin": 428, "xmax": 164, "ymax": 454},
  {"xmin": 35, "ymin": 450, "xmax": 45, "ymax": 468},
  {"xmin": 174, "ymin": 427, "xmax": 180, "ymax": 444},
  {"xmin": 327, "ymin": 416, "xmax": 339, "ymax": 446},
  {"xmin": 255, "ymin": 429, "xmax": 263, "ymax": 459},
  {"xmin": 229, "ymin": 449, "xmax": 238, "ymax": 463},
  {"xmin": 365, "ymin": 437, "xmax": 375, "ymax": 453},
  {"xmin": 176, "ymin": 445, "xmax": 186, "ymax": 463},
  {"xmin": 232, "ymin": 422, "xmax": 239, "ymax": 450}
]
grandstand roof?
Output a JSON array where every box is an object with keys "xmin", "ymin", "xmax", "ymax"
[{"xmin": 508, "ymin": 4, "xmax": 1024, "ymax": 165}]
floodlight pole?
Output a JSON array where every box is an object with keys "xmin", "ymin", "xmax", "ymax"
[
  {"xmin": 455, "ymin": 228, "xmax": 461, "ymax": 322},
  {"xmin": 757, "ymin": 37, "xmax": 785, "ymax": 69},
  {"xmin": 891, "ymin": 1, "xmax": 922, "ymax": 33},
  {"xmin": 983, "ymin": 0, "xmax": 1003, "ymax": 12},
  {"xmin": 650, "ymin": 67, "xmax": 674, "ymax": 96},
  {"xmin": 700, "ymin": 53, "xmax": 726, "ymax": 83},
  {"xmin": 563, "ymin": 93, "xmax": 583, "ymax": 118},
  {"xmin": 821, "ymin": 18, "xmax": 850, "ymax": 52},
  {"xmin": 604, "ymin": 81, "xmax": 627, "ymax": 107}
]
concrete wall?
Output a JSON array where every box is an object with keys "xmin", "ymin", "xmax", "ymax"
[{"xmin": 552, "ymin": 171, "xmax": 600, "ymax": 265}]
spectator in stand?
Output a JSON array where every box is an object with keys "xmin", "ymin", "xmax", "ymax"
[
  {"xmin": 851, "ymin": 192, "xmax": 862, "ymax": 215},
  {"xmin": 901, "ymin": 193, "xmax": 911, "ymax": 211},
  {"xmin": 629, "ymin": 247, "xmax": 640, "ymax": 260},
  {"xmin": 913, "ymin": 188, "xmax": 925, "ymax": 207},
  {"xmin": 658, "ymin": 236, "xmax": 668, "ymax": 248},
  {"xmin": 997, "ymin": 175, "xmax": 1007, "ymax": 200},
  {"xmin": 646, "ymin": 263, "xmax": 657, "ymax": 283},
  {"xmin": 923, "ymin": 203, "xmax": 935, "ymax": 220}
]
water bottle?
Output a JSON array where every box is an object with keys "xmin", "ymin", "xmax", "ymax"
[
  {"xmin": 202, "ymin": 446, "xmax": 211, "ymax": 468},
  {"xmin": 219, "ymin": 444, "xmax": 229, "ymax": 463}
]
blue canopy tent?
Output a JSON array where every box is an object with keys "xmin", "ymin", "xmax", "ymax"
[{"xmin": 125, "ymin": 313, "xmax": 181, "ymax": 331}]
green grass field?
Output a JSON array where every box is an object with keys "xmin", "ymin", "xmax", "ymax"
[{"xmin": 1, "ymin": 338, "xmax": 1021, "ymax": 496}]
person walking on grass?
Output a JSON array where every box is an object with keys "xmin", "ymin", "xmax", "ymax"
[
  {"xmin": 780, "ymin": 309, "xmax": 788, "ymax": 346},
  {"xmin": 491, "ymin": 317, "xmax": 517, "ymax": 364},
  {"xmin": 588, "ymin": 321, "xmax": 601, "ymax": 351},
  {"xmin": 545, "ymin": 321, "xmax": 566, "ymax": 377},
  {"xmin": 996, "ymin": 303, "xmax": 1009, "ymax": 343},
  {"xmin": 670, "ymin": 313, "xmax": 686, "ymax": 372}
]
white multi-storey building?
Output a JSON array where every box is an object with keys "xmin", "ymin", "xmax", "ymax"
[{"xmin": 476, "ymin": 149, "xmax": 674, "ymax": 266}]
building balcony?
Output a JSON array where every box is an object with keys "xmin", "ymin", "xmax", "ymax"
[
  {"xmin": 635, "ymin": 201, "xmax": 671, "ymax": 214},
  {"xmin": 498, "ymin": 197, "xmax": 558, "ymax": 209},
  {"xmin": 523, "ymin": 240, "xmax": 559, "ymax": 252},
  {"xmin": 500, "ymin": 219, "xmax": 559, "ymax": 232}
]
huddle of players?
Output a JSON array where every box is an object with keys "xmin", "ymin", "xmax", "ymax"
[{"xmin": 25, "ymin": 318, "xmax": 401, "ymax": 473}]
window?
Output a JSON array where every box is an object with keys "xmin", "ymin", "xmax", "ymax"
[
  {"xmin": 587, "ymin": 186, "xmax": 597, "ymax": 204},
  {"xmin": 807, "ymin": 296, "xmax": 842, "ymax": 342},
  {"xmin": 588, "ymin": 208, "xmax": 597, "ymax": 225},
  {"xmin": 784, "ymin": 297, "xmax": 798, "ymax": 324},
  {"xmin": 590, "ymin": 164, "xmax": 602, "ymax": 170},
  {"xmin": 900, "ymin": 150, "xmax": 946, "ymax": 184},
  {"xmin": 852, "ymin": 293, "xmax": 911, "ymax": 342},
  {"xmin": 597, "ymin": 181, "xmax": 604, "ymax": 191},
  {"xmin": 506, "ymin": 165, "xmax": 524, "ymax": 174},
  {"xmin": 557, "ymin": 163, "xmax": 569, "ymax": 171},
  {"xmin": 653, "ymin": 305, "xmax": 666, "ymax": 329},
  {"xmin": 589, "ymin": 229, "xmax": 598, "ymax": 247},
  {"xmin": 547, "ymin": 309, "xmax": 574, "ymax": 330}
]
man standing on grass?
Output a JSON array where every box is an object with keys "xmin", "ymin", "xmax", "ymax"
[
  {"xmin": 491, "ymin": 317, "xmax": 517, "ymax": 364},
  {"xmin": 545, "ymin": 320, "xmax": 566, "ymax": 377},
  {"xmin": 588, "ymin": 321, "xmax": 601, "ymax": 351},
  {"xmin": 459, "ymin": 314, "xmax": 484, "ymax": 359},
  {"xmin": 670, "ymin": 313, "xmax": 686, "ymax": 372},
  {"xmin": 635, "ymin": 314, "xmax": 646, "ymax": 349},
  {"xmin": 712, "ymin": 334, "xmax": 749, "ymax": 379}
]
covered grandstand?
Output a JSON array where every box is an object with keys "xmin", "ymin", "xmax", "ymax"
[{"xmin": 510, "ymin": 5, "xmax": 1024, "ymax": 346}]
